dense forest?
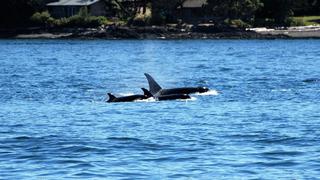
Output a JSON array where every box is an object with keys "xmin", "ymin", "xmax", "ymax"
[{"xmin": 0, "ymin": 0, "xmax": 319, "ymax": 28}]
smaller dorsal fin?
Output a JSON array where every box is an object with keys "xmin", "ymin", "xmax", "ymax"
[
  {"xmin": 141, "ymin": 88, "xmax": 153, "ymax": 97},
  {"xmin": 107, "ymin": 93, "xmax": 116, "ymax": 102}
]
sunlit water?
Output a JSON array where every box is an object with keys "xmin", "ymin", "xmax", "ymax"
[{"xmin": 0, "ymin": 39, "xmax": 320, "ymax": 179}]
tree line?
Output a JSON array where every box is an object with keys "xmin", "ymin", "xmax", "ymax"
[{"xmin": 0, "ymin": 0, "xmax": 319, "ymax": 28}]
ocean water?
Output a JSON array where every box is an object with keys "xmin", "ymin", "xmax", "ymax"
[{"xmin": 0, "ymin": 39, "xmax": 320, "ymax": 179}]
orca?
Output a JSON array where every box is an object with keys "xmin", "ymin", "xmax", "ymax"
[
  {"xmin": 157, "ymin": 94, "xmax": 191, "ymax": 101},
  {"xmin": 107, "ymin": 88, "xmax": 152, "ymax": 103},
  {"xmin": 144, "ymin": 73, "xmax": 209, "ymax": 97},
  {"xmin": 141, "ymin": 88, "xmax": 191, "ymax": 101}
]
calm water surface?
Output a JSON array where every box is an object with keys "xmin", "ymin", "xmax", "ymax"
[{"xmin": 0, "ymin": 39, "xmax": 320, "ymax": 179}]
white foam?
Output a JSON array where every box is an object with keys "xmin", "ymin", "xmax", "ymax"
[
  {"xmin": 271, "ymin": 89, "xmax": 291, "ymax": 92},
  {"xmin": 173, "ymin": 96, "xmax": 197, "ymax": 102},
  {"xmin": 188, "ymin": 96, "xmax": 197, "ymax": 101},
  {"xmin": 195, "ymin": 90, "xmax": 219, "ymax": 96},
  {"xmin": 119, "ymin": 92, "xmax": 135, "ymax": 96},
  {"xmin": 135, "ymin": 96, "xmax": 197, "ymax": 102},
  {"xmin": 134, "ymin": 97, "xmax": 156, "ymax": 102}
]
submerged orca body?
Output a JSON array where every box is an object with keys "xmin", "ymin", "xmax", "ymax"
[
  {"xmin": 159, "ymin": 87, "xmax": 209, "ymax": 95},
  {"xmin": 141, "ymin": 88, "xmax": 190, "ymax": 101},
  {"xmin": 144, "ymin": 73, "xmax": 209, "ymax": 97},
  {"xmin": 107, "ymin": 88, "xmax": 151, "ymax": 103},
  {"xmin": 157, "ymin": 94, "xmax": 191, "ymax": 101}
]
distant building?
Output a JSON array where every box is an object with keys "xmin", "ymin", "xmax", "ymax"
[
  {"xmin": 47, "ymin": 0, "xmax": 106, "ymax": 18},
  {"xmin": 178, "ymin": 0, "xmax": 207, "ymax": 23}
]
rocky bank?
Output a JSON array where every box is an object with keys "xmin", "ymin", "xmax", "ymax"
[{"xmin": 2, "ymin": 24, "xmax": 319, "ymax": 39}]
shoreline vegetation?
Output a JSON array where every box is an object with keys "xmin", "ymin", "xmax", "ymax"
[
  {"xmin": 1, "ymin": 25, "xmax": 320, "ymax": 40},
  {"xmin": 1, "ymin": 0, "xmax": 320, "ymax": 39}
]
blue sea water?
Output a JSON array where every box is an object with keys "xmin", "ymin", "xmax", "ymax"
[{"xmin": 0, "ymin": 39, "xmax": 320, "ymax": 179}]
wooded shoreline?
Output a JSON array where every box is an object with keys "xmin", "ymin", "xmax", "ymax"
[{"xmin": 2, "ymin": 25, "xmax": 320, "ymax": 40}]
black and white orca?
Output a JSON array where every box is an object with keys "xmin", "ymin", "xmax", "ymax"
[
  {"xmin": 144, "ymin": 73, "xmax": 209, "ymax": 97},
  {"xmin": 141, "ymin": 88, "xmax": 190, "ymax": 101},
  {"xmin": 107, "ymin": 88, "xmax": 152, "ymax": 103}
]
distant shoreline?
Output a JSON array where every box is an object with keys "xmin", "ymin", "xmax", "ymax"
[{"xmin": 1, "ymin": 25, "xmax": 320, "ymax": 40}]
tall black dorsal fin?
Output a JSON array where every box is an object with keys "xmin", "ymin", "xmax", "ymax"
[
  {"xmin": 141, "ymin": 88, "xmax": 153, "ymax": 98},
  {"xmin": 144, "ymin": 73, "xmax": 162, "ymax": 95},
  {"xmin": 107, "ymin": 93, "xmax": 116, "ymax": 102}
]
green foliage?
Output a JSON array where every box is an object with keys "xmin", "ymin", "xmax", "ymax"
[
  {"xmin": 53, "ymin": 17, "xmax": 70, "ymax": 27},
  {"xmin": 66, "ymin": 7, "xmax": 89, "ymax": 26},
  {"xmin": 285, "ymin": 17, "xmax": 305, "ymax": 26},
  {"xmin": 225, "ymin": 19, "xmax": 252, "ymax": 28},
  {"xmin": 78, "ymin": 6, "xmax": 89, "ymax": 18},
  {"xmin": 60, "ymin": 15, "xmax": 109, "ymax": 27},
  {"xmin": 105, "ymin": 0, "xmax": 147, "ymax": 20},
  {"xmin": 151, "ymin": 11, "xmax": 166, "ymax": 25},
  {"xmin": 2, "ymin": 0, "xmax": 319, "ymax": 28},
  {"xmin": 30, "ymin": 7, "xmax": 110, "ymax": 28},
  {"xmin": 256, "ymin": 0, "xmax": 294, "ymax": 26},
  {"xmin": 66, "ymin": 8, "xmax": 109, "ymax": 27},
  {"xmin": 254, "ymin": 16, "xmax": 307, "ymax": 27},
  {"xmin": 151, "ymin": 0, "xmax": 183, "ymax": 25},
  {"xmin": 30, "ymin": 11, "xmax": 54, "ymax": 25},
  {"xmin": 293, "ymin": 16, "xmax": 320, "ymax": 26},
  {"xmin": 253, "ymin": 18, "xmax": 276, "ymax": 27},
  {"xmin": 206, "ymin": 0, "xmax": 263, "ymax": 21},
  {"xmin": 63, "ymin": 7, "xmax": 109, "ymax": 27},
  {"xmin": 292, "ymin": 0, "xmax": 320, "ymax": 16},
  {"xmin": 132, "ymin": 11, "xmax": 152, "ymax": 26}
]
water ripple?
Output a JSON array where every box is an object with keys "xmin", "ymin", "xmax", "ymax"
[{"xmin": 1, "ymin": 39, "xmax": 320, "ymax": 179}]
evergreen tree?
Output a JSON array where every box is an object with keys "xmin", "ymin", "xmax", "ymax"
[
  {"xmin": 151, "ymin": 0, "xmax": 186, "ymax": 24},
  {"xmin": 205, "ymin": 0, "xmax": 263, "ymax": 21},
  {"xmin": 256, "ymin": 0, "xmax": 294, "ymax": 25}
]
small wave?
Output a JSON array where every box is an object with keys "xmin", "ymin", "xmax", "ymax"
[
  {"xmin": 194, "ymin": 64, "xmax": 209, "ymax": 69},
  {"xmin": 59, "ymin": 145, "xmax": 102, "ymax": 153},
  {"xmin": 142, "ymin": 157, "xmax": 172, "ymax": 162},
  {"xmin": 261, "ymin": 150, "xmax": 304, "ymax": 156},
  {"xmin": 252, "ymin": 160, "xmax": 299, "ymax": 167},
  {"xmin": 13, "ymin": 136, "xmax": 32, "ymax": 140},
  {"xmin": 195, "ymin": 90, "xmax": 219, "ymax": 96},
  {"xmin": 107, "ymin": 137, "xmax": 142, "ymax": 142},
  {"xmin": 108, "ymin": 172, "xmax": 148, "ymax": 178},
  {"xmin": 67, "ymin": 162, "xmax": 95, "ymax": 169},
  {"xmin": 143, "ymin": 156, "xmax": 197, "ymax": 162},
  {"xmin": 168, "ymin": 174, "xmax": 190, "ymax": 178},
  {"xmin": 219, "ymin": 67, "xmax": 233, "ymax": 72},
  {"xmin": 271, "ymin": 89, "xmax": 292, "ymax": 92},
  {"xmin": 303, "ymin": 78, "xmax": 320, "ymax": 83},
  {"xmin": 17, "ymin": 155, "xmax": 44, "ymax": 160},
  {"xmin": 255, "ymin": 136, "xmax": 297, "ymax": 144},
  {"xmin": 72, "ymin": 172, "xmax": 105, "ymax": 177},
  {"xmin": 56, "ymin": 159, "xmax": 86, "ymax": 164}
]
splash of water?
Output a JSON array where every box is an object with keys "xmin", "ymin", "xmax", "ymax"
[
  {"xmin": 187, "ymin": 96, "xmax": 197, "ymax": 101},
  {"xmin": 119, "ymin": 93, "xmax": 135, "ymax": 96},
  {"xmin": 195, "ymin": 90, "xmax": 219, "ymax": 96},
  {"xmin": 135, "ymin": 97, "xmax": 156, "ymax": 102}
]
